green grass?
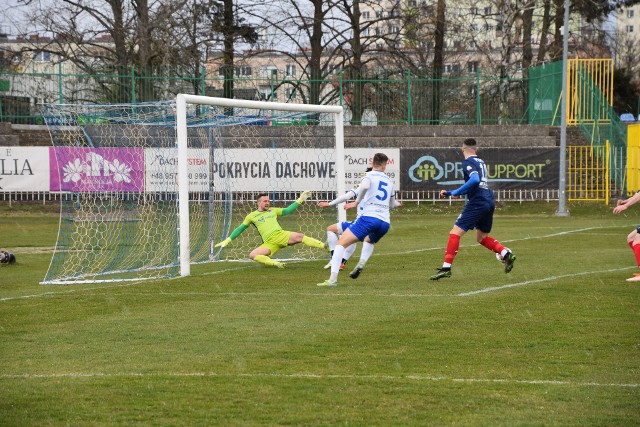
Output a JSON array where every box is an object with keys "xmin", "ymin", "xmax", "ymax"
[{"xmin": 1, "ymin": 201, "xmax": 639, "ymax": 426}]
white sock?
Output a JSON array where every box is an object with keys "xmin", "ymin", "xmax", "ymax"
[
  {"xmin": 330, "ymin": 245, "xmax": 345, "ymax": 281},
  {"xmin": 327, "ymin": 231, "xmax": 339, "ymax": 251},
  {"xmin": 358, "ymin": 241, "xmax": 375, "ymax": 266},
  {"xmin": 343, "ymin": 243, "xmax": 357, "ymax": 261}
]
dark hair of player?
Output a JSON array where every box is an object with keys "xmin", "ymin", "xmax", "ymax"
[
  {"xmin": 463, "ymin": 138, "xmax": 477, "ymax": 147},
  {"xmin": 372, "ymin": 153, "xmax": 389, "ymax": 167}
]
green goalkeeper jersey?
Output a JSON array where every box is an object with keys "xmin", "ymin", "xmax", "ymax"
[
  {"xmin": 243, "ymin": 208, "xmax": 286, "ymax": 242},
  {"xmin": 228, "ymin": 201, "xmax": 301, "ymax": 243}
]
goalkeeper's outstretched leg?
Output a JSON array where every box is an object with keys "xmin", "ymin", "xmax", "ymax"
[
  {"xmin": 253, "ymin": 254, "xmax": 285, "ymax": 269},
  {"xmin": 292, "ymin": 233, "xmax": 325, "ymax": 250}
]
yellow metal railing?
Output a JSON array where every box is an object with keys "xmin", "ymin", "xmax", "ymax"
[
  {"xmin": 627, "ymin": 124, "xmax": 640, "ymax": 195},
  {"xmin": 568, "ymin": 142, "xmax": 610, "ymax": 203},
  {"xmin": 566, "ymin": 58, "xmax": 614, "ymax": 126}
]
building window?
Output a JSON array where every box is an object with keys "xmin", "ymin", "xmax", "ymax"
[
  {"xmin": 362, "ymin": 11, "xmax": 370, "ymax": 19},
  {"xmin": 376, "ymin": 10, "xmax": 383, "ymax": 18},
  {"xmin": 627, "ymin": 9, "xmax": 634, "ymax": 18},
  {"xmin": 34, "ymin": 51, "xmax": 51, "ymax": 62},
  {"xmin": 362, "ymin": 27, "xmax": 370, "ymax": 36},
  {"xmin": 285, "ymin": 88, "xmax": 296, "ymax": 100},
  {"xmin": 470, "ymin": 23, "xmax": 478, "ymax": 32},
  {"xmin": 470, "ymin": 7, "xmax": 478, "ymax": 15},
  {"xmin": 390, "ymin": 26, "xmax": 400, "ymax": 34},
  {"xmin": 234, "ymin": 66, "xmax": 251, "ymax": 77},
  {"xmin": 259, "ymin": 89, "xmax": 278, "ymax": 101},
  {"xmin": 453, "ymin": 40, "xmax": 462, "ymax": 49},
  {"xmin": 484, "ymin": 6, "xmax": 492, "ymax": 15},
  {"xmin": 259, "ymin": 66, "xmax": 278, "ymax": 78},
  {"xmin": 484, "ymin": 23, "xmax": 493, "ymax": 31},
  {"xmin": 467, "ymin": 61, "xmax": 479, "ymax": 72},
  {"xmin": 285, "ymin": 64, "xmax": 296, "ymax": 77},
  {"xmin": 627, "ymin": 25, "xmax": 634, "ymax": 32},
  {"xmin": 408, "ymin": 0, "xmax": 416, "ymax": 7}
]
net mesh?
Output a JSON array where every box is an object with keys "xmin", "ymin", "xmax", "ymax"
[{"xmin": 41, "ymin": 101, "xmax": 337, "ymax": 284}]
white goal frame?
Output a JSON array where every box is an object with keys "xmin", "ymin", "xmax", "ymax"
[{"xmin": 175, "ymin": 94, "xmax": 345, "ymax": 277}]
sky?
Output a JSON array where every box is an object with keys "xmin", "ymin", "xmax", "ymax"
[{"xmin": 0, "ymin": 0, "xmax": 26, "ymax": 36}]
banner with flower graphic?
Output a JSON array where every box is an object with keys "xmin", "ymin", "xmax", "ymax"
[{"xmin": 49, "ymin": 147, "xmax": 145, "ymax": 192}]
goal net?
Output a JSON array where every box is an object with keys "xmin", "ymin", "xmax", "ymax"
[{"xmin": 41, "ymin": 98, "xmax": 344, "ymax": 284}]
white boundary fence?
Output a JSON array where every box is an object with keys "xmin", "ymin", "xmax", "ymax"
[{"xmin": 0, "ymin": 188, "xmax": 562, "ymax": 206}]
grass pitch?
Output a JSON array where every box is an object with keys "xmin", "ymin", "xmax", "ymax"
[{"xmin": 1, "ymin": 201, "xmax": 639, "ymax": 426}]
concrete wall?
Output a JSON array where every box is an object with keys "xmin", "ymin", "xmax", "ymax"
[{"xmin": 0, "ymin": 122, "xmax": 588, "ymax": 148}]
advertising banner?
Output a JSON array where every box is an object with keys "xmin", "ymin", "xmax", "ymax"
[
  {"xmin": 401, "ymin": 147, "xmax": 560, "ymax": 191},
  {"xmin": 50, "ymin": 147, "xmax": 145, "ymax": 192},
  {"xmin": 145, "ymin": 148, "xmax": 209, "ymax": 192},
  {"xmin": 0, "ymin": 147, "xmax": 50, "ymax": 191},
  {"xmin": 211, "ymin": 148, "xmax": 401, "ymax": 192},
  {"xmin": 343, "ymin": 149, "xmax": 400, "ymax": 190}
]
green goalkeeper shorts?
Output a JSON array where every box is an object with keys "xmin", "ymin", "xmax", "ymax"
[{"xmin": 259, "ymin": 230, "xmax": 291, "ymax": 256}]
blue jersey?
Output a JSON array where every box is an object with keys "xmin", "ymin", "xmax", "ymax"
[{"xmin": 461, "ymin": 155, "xmax": 493, "ymax": 204}]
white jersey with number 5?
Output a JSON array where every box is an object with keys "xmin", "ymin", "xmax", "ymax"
[{"xmin": 356, "ymin": 170, "xmax": 395, "ymax": 223}]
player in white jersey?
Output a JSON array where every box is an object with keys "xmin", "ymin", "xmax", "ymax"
[{"xmin": 316, "ymin": 153, "xmax": 401, "ymax": 287}]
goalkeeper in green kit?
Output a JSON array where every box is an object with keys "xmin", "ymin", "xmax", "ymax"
[{"xmin": 214, "ymin": 191, "xmax": 326, "ymax": 268}]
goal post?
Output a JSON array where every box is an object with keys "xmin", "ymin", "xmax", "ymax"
[{"xmin": 176, "ymin": 94, "xmax": 345, "ymax": 277}]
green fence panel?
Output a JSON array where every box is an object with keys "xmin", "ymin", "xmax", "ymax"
[{"xmin": 527, "ymin": 61, "xmax": 563, "ymax": 125}]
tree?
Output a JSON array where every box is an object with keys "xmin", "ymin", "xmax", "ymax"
[
  {"xmin": 332, "ymin": 0, "xmax": 407, "ymax": 124},
  {"xmin": 209, "ymin": 0, "xmax": 258, "ymax": 100},
  {"xmin": 613, "ymin": 66, "xmax": 640, "ymax": 115},
  {"xmin": 14, "ymin": 0, "xmax": 188, "ymax": 102},
  {"xmin": 243, "ymin": 0, "xmax": 341, "ymax": 107},
  {"xmin": 12, "ymin": 0, "xmax": 258, "ymax": 103}
]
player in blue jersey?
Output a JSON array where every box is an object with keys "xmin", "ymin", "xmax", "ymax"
[
  {"xmin": 430, "ymin": 138, "xmax": 515, "ymax": 280},
  {"xmin": 317, "ymin": 153, "xmax": 401, "ymax": 287}
]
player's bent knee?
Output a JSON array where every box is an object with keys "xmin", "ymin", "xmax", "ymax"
[{"xmin": 289, "ymin": 232, "xmax": 304, "ymax": 244}]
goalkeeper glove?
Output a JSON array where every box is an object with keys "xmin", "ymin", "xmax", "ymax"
[
  {"xmin": 214, "ymin": 237, "xmax": 232, "ymax": 248},
  {"xmin": 296, "ymin": 190, "xmax": 312, "ymax": 204}
]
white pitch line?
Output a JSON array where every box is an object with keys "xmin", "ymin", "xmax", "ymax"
[
  {"xmin": 456, "ymin": 266, "xmax": 638, "ymax": 297},
  {"xmin": 0, "ymin": 280, "xmax": 148, "ymax": 303},
  {"xmin": 386, "ymin": 225, "xmax": 627, "ymax": 256},
  {"xmin": 1, "ymin": 371, "xmax": 637, "ymax": 388}
]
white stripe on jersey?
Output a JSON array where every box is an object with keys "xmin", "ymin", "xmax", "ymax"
[{"xmin": 356, "ymin": 170, "xmax": 395, "ymax": 223}]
